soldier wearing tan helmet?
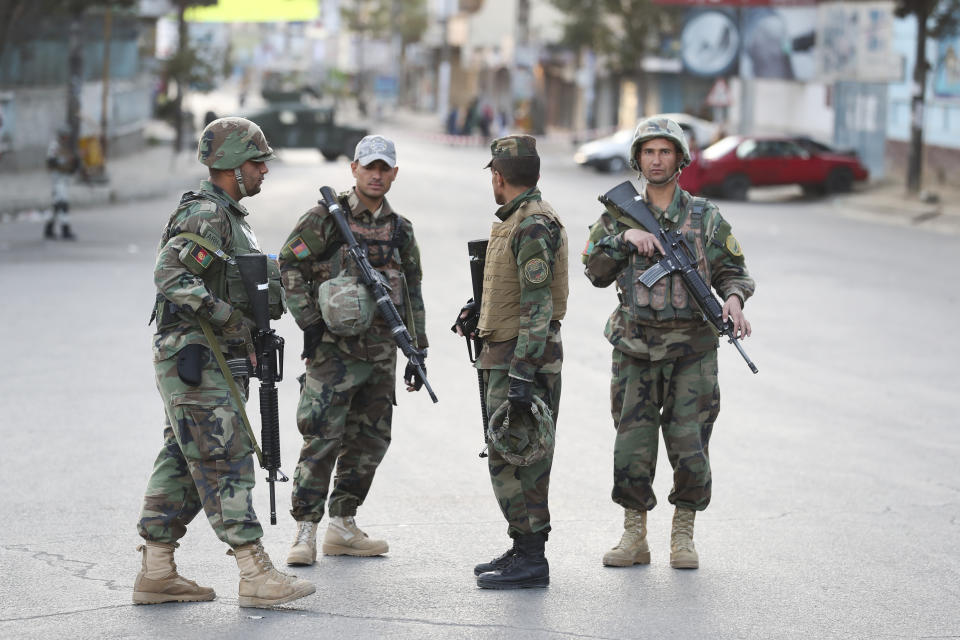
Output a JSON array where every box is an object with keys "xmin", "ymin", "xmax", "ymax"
[
  {"xmin": 583, "ymin": 116, "xmax": 756, "ymax": 570},
  {"xmin": 134, "ymin": 117, "xmax": 315, "ymax": 608}
]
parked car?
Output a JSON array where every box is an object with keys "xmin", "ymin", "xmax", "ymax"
[
  {"xmin": 789, "ymin": 135, "xmax": 858, "ymax": 158},
  {"xmin": 574, "ymin": 114, "xmax": 719, "ymax": 173},
  {"xmin": 680, "ymin": 135, "xmax": 869, "ymax": 200}
]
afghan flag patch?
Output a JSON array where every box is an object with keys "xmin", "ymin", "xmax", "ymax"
[
  {"xmin": 189, "ymin": 243, "xmax": 214, "ymax": 270},
  {"xmin": 286, "ymin": 235, "xmax": 311, "ymax": 259}
]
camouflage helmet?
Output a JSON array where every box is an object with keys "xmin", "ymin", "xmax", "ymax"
[
  {"xmin": 487, "ymin": 396, "xmax": 555, "ymax": 467},
  {"xmin": 198, "ymin": 117, "xmax": 275, "ymax": 169},
  {"xmin": 628, "ymin": 116, "xmax": 691, "ymax": 172}
]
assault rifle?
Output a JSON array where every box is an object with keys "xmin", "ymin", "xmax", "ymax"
[
  {"xmin": 450, "ymin": 239, "xmax": 490, "ymax": 457},
  {"xmin": 318, "ymin": 186, "xmax": 438, "ymax": 403},
  {"xmin": 599, "ymin": 181, "xmax": 758, "ymax": 374},
  {"xmin": 236, "ymin": 253, "xmax": 288, "ymax": 525}
]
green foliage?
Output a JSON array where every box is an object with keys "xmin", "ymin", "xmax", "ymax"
[
  {"xmin": 550, "ymin": 0, "xmax": 672, "ymax": 75},
  {"xmin": 340, "ymin": 0, "xmax": 427, "ymax": 46}
]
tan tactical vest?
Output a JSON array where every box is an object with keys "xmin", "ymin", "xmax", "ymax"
[
  {"xmin": 478, "ymin": 200, "xmax": 568, "ymax": 342},
  {"xmin": 615, "ymin": 199, "xmax": 710, "ymax": 322}
]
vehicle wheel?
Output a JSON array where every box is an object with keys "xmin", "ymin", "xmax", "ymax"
[
  {"xmin": 605, "ymin": 156, "xmax": 627, "ymax": 173},
  {"xmin": 825, "ymin": 167, "xmax": 853, "ymax": 193},
  {"xmin": 320, "ymin": 149, "xmax": 339, "ymax": 161},
  {"xmin": 722, "ymin": 174, "xmax": 750, "ymax": 201},
  {"xmin": 801, "ymin": 184, "xmax": 825, "ymax": 197}
]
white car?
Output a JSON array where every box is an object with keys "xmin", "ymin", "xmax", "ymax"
[{"xmin": 573, "ymin": 114, "xmax": 721, "ymax": 173}]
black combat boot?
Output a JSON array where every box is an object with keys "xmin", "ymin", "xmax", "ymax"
[
  {"xmin": 43, "ymin": 220, "xmax": 56, "ymax": 239},
  {"xmin": 60, "ymin": 224, "xmax": 76, "ymax": 240},
  {"xmin": 473, "ymin": 538, "xmax": 518, "ymax": 576},
  {"xmin": 476, "ymin": 533, "xmax": 549, "ymax": 589}
]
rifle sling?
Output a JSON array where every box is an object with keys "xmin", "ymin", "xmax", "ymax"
[{"xmin": 197, "ymin": 316, "xmax": 264, "ymax": 467}]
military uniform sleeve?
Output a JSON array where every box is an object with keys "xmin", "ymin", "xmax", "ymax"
[
  {"xmin": 398, "ymin": 216, "xmax": 428, "ymax": 349},
  {"xmin": 509, "ymin": 215, "xmax": 559, "ymax": 381},
  {"xmin": 583, "ymin": 210, "xmax": 632, "ymax": 288},
  {"xmin": 154, "ymin": 205, "xmax": 234, "ymax": 326},
  {"xmin": 704, "ymin": 206, "xmax": 755, "ymax": 305},
  {"xmin": 278, "ymin": 206, "xmax": 334, "ymax": 330}
]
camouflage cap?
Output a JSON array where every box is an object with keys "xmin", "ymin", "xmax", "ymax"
[
  {"xmin": 484, "ymin": 134, "xmax": 538, "ymax": 169},
  {"xmin": 198, "ymin": 117, "xmax": 275, "ymax": 170},
  {"xmin": 629, "ymin": 116, "xmax": 691, "ymax": 171},
  {"xmin": 354, "ymin": 134, "xmax": 397, "ymax": 168}
]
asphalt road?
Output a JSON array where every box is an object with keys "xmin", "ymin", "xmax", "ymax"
[{"xmin": 1, "ymin": 127, "xmax": 958, "ymax": 639}]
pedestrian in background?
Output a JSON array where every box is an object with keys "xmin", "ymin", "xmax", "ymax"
[
  {"xmin": 45, "ymin": 125, "xmax": 77, "ymax": 240},
  {"xmin": 279, "ymin": 134, "xmax": 429, "ymax": 567},
  {"xmin": 460, "ymin": 135, "xmax": 568, "ymax": 589},
  {"xmin": 136, "ymin": 117, "xmax": 314, "ymax": 608},
  {"xmin": 583, "ymin": 116, "xmax": 755, "ymax": 570}
]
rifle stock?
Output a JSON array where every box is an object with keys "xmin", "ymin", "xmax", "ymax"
[
  {"xmin": 318, "ymin": 186, "xmax": 438, "ymax": 403},
  {"xmin": 236, "ymin": 253, "xmax": 288, "ymax": 525}
]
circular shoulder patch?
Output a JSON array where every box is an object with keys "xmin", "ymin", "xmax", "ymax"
[
  {"xmin": 725, "ymin": 234, "xmax": 743, "ymax": 257},
  {"xmin": 523, "ymin": 257, "xmax": 549, "ymax": 284}
]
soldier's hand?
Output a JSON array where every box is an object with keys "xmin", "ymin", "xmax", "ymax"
[
  {"xmin": 223, "ymin": 309, "xmax": 257, "ymax": 368},
  {"xmin": 722, "ymin": 295, "xmax": 751, "ymax": 339},
  {"xmin": 301, "ymin": 321, "xmax": 326, "ymax": 361},
  {"xmin": 452, "ymin": 298, "xmax": 478, "ymax": 337},
  {"xmin": 404, "ymin": 350, "xmax": 427, "ymax": 392},
  {"xmin": 623, "ymin": 229, "xmax": 664, "ymax": 257},
  {"xmin": 507, "ymin": 376, "xmax": 533, "ymax": 412}
]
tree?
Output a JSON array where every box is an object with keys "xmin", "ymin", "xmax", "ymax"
[
  {"xmin": 340, "ymin": 0, "xmax": 427, "ymax": 111},
  {"xmin": 894, "ymin": 0, "xmax": 960, "ymax": 193},
  {"xmin": 551, "ymin": 0, "xmax": 672, "ymax": 126},
  {"xmin": 168, "ymin": 0, "xmax": 218, "ymax": 153}
]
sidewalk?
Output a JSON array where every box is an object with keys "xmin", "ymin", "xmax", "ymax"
[
  {"xmin": 833, "ymin": 179, "xmax": 960, "ymax": 236},
  {"xmin": 0, "ymin": 142, "xmax": 205, "ymax": 220}
]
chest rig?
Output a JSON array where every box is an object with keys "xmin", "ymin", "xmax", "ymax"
[
  {"xmin": 616, "ymin": 197, "xmax": 711, "ymax": 323},
  {"xmin": 152, "ymin": 190, "xmax": 284, "ymax": 329},
  {"xmin": 328, "ymin": 195, "xmax": 408, "ymax": 310}
]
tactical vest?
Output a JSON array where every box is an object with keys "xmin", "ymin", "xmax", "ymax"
[
  {"xmin": 615, "ymin": 198, "xmax": 711, "ymax": 322},
  {"xmin": 328, "ymin": 198, "xmax": 408, "ymax": 313},
  {"xmin": 478, "ymin": 200, "xmax": 568, "ymax": 342},
  {"xmin": 154, "ymin": 191, "xmax": 284, "ymax": 329}
]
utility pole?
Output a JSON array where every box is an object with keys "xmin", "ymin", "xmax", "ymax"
[
  {"xmin": 906, "ymin": 0, "xmax": 931, "ymax": 194},
  {"xmin": 173, "ymin": 0, "xmax": 187, "ymax": 154},
  {"xmin": 100, "ymin": 7, "xmax": 112, "ymax": 161},
  {"xmin": 66, "ymin": 1, "xmax": 84, "ymax": 168},
  {"xmin": 437, "ymin": 0, "xmax": 453, "ymax": 118}
]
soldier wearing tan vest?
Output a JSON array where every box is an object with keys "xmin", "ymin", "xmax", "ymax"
[{"xmin": 459, "ymin": 134, "xmax": 568, "ymax": 589}]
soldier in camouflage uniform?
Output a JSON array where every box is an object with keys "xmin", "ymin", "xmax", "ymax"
[
  {"xmin": 135, "ymin": 117, "xmax": 315, "ymax": 608},
  {"xmin": 583, "ymin": 116, "xmax": 755, "ymax": 570},
  {"xmin": 459, "ymin": 135, "xmax": 568, "ymax": 589},
  {"xmin": 280, "ymin": 135, "xmax": 429, "ymax": 566}
]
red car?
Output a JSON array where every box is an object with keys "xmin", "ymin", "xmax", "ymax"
[{"xmin": 679, "ymin": 135, "xmax": 869, "ymax": 200}]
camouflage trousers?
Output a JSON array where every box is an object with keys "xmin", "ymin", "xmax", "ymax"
[
  {"xmin": 138, "ymin": 347, "xmax": 263, "ymax": 548},
  {"xmin": 290, "ymin": 342, "xmax": 395, "ymax": 522},
  {"xmin": 610, "ymin": 348, "xmax": 720, "ymax": 512},
  {"xmin": 483, "ymin": 368, "xmax": 561, "ymax": 539}
]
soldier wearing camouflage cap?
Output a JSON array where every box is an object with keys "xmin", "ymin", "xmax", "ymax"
[
  {"xmin": 135, "ymin": 116, "xmax": 316, "ymax": 608},
  {"xmin": 457, "ymin": 134, "xmax": 568, "ymax": 589},
  {"xmin": 583, "ymin": 115, "xmax": 755, "ymax": 570},
  {"xmin": 279, "ymin": 134, "xmax": 429, "ymax": 566}
]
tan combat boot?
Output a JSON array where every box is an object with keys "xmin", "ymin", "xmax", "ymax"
[
  {"xmin": 670, "ymin": 507, "xmax": 699, "ymax": 569},
  {"xmin": 322, "ymin": 515, "xmax": 389, "ymax": 556},
  {"xmin": 230, "ymin": 540, "xmax": 316, "ymax": 608},
  {"xmin": 286, "ymin": 521, "xmax": 318, "ymax": 566},
  {"xmin": 132, "ymin": 541, "xmax": 216, "ymax": 604},
  {"xmin": 602, "ymin": 509, "xmax": 651, "ymax": 567}
]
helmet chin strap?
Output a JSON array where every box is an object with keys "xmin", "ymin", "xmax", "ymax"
[
  {"xmin": 639, "ymin": 166, "xmax": 682, "ymax": 188},
  {"xmin": 234, "ymin": 167, "xmax": 248, "ymax": 198}
]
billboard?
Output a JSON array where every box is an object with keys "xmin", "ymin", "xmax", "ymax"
[
  {"xmin": 740, "ymin": 6, "xmax": 816, "ymax": 80},
  {"xmin": 185, "ymin": 0, "xmax": 319, "ymax": 22},
  {"xmin": 816, "ymin": 2, "xmax": 900, "ymax": 82},
  {"xmin": 934, "ymin": 36, "xmax": 960, "ymax": 99}
]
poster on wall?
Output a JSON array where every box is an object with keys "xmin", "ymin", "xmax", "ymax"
[
  {"xmin": 740, "ymin": 6, "xmax": 817, "ymax": 81},
  {"xmin": 817, "ymin": 1, "xmax": 900, "ymax": 82},
  {"xmin": 681, "ymin": 8, "xmax": 740, "ymax": 78},
  {"xmin": 934, "ymin": 36, "xmax": 960, "ymax": 98}
]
